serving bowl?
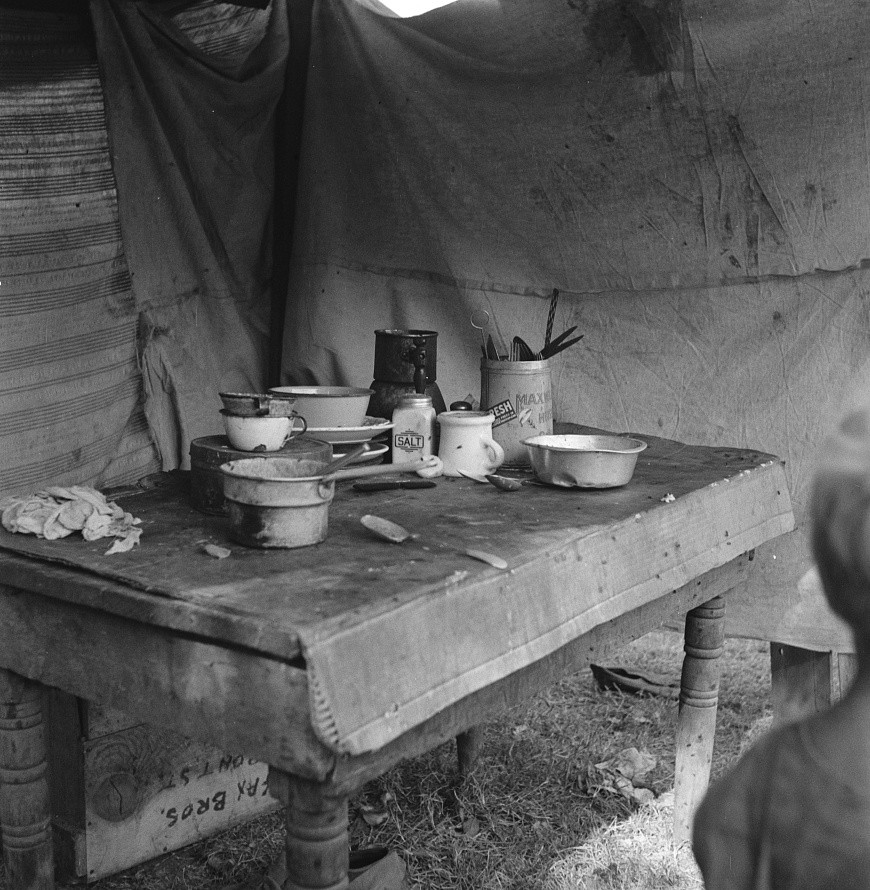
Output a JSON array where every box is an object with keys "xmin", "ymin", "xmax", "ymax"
[
  {"xmin": 523, "ymin": 434, "xmax": 647, "ymax": 488},
  {"xmin": 268, "ymin": 386, "xmax": 374, "ymax": 428},
  {"xmin": 218, "ymin": 452, "xmax": 436, "ymax": 548}
]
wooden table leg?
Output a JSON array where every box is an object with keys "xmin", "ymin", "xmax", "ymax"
[
  {"xmin": 0, "ymin": 669, "xmax": 54, "ymax": 890},
  {"xmin": 456, "ymin": 727, "xmax": 483, "ymax": 776},
  {"xmin": 270, "ymin": 769, "xmax": 350, "ymax": 890},
  {"xmin": 673, "ymin": 595, "xmax": 725, "ymax": 845}
]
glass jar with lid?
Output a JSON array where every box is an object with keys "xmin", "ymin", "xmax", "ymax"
[{"xmin": 391, "ymin": 393, "xmax": 435, "ymax": 465}]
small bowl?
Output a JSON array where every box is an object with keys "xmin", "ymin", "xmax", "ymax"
[
  {"xmin": 221, "ymin": 410, "xmax": 306, "ymax": 452},
  {"xmin": 219, "ymin": 392, "xmax": 298, "ymax": 417},
  {"xmin": 268, "ymin": 386, "xmax": 373, "ymax": 428},
  {"xmin": 523, "ymin": 434, "xmax": 647, "ymax": 488}
]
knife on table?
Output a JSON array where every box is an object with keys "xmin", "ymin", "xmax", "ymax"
[{"xmin": 353, "ymin": 479, "xmax": 438, "ymax": 492}]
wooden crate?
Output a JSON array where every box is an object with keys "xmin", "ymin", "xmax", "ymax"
[
  {"xmin": 770, "ymin": 643, "xmax": 858, "ymax": 724},
  {"xmin": 46, "ymin": 691, "xmax": 281, "ymax": 883}
]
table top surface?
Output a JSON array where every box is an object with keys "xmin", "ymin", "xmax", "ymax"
[{"xmin": 0, "ymin": 428, "xmax": 795, "ymax": 754}]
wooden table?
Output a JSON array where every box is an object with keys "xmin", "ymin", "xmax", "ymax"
[{"xmin": 0, "ymin": 429, "xmax": 794, "ymax": 889}]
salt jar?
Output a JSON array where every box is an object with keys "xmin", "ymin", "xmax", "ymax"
[{"xmin": 391, "ymin": 393, "xmax": 435, "ymax": 465}]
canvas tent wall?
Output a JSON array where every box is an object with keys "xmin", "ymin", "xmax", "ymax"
[
  {"xmin": 2, "ymin": 0, "xmax": 868, "ymax": 652},
  {"xmin": 0, "ymin": 0, "xmax": 288, "ymax": 494},
  {"xmin": 280, "ymin": 0, "xmax": 869, "ymax": 650},
  {"xmin": 0, "ymin": 7, "xmax": 159, "ymax": 494}
]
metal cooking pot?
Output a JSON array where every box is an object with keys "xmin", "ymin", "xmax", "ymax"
[
  {"xmin": 220, "ymin": 455, "xmax": 440, "ymax": 548},
  {"xmin": 220, "ymin": 457, "xmax": 335, "ymax": 549}
]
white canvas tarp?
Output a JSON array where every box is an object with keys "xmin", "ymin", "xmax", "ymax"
[
  {"xmin": 92, "ymin": 0, "xmax": 288, "ymax": 468},
  {"xmin": 282, "ymin": 0, "xmax": 870, "ymax": 649}
]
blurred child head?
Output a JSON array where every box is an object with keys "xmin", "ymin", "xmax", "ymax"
[{"xmin": 810, "ymin": 406, "xmax": 870, "ymax": 642}]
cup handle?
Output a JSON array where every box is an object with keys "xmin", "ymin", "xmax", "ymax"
[
  {"xmin": 482, "ymin": 437, "xmax": 505, "ymax": 471},
  {"xmin": 283, "ymin": 413, "xmax": 308, "ymax": 443}
]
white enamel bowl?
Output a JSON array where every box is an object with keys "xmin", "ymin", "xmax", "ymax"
[
  {"xmin": 523, "ymin": 434, "xmax": 647, "ymax": 488},
  {"xmin": 269, "ymin": 386, "xmax": 373, "ymax": 428}
]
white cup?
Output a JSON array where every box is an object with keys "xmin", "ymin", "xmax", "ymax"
[
  {"xmin": 222, "ymin": 410, "xmax": 307, "ymax": 452},
  {"xmin": 436, "ymin": 411, "xmax": 505, "ymax": 478}
]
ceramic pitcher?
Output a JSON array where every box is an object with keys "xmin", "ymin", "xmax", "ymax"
[{"xmin": 436, "ymin": 411, "xmax": 505, "ymax": 478}]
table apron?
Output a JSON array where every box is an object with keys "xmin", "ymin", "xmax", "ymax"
[
  {"xmin": 0, "ymin": 584, "xmax": 337, "ymax": 782},
  {"xmin": 327, "ymin": 552, "xmax": 752, "ymax": 794},
  {"xmin": 0, "ymin": 551, "xmax": 751, "ymax": 795}
]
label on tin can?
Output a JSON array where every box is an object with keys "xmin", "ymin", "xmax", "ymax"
[{"xmin": 489, "ymin": 398, "xmax": 517, "ymax": 428}]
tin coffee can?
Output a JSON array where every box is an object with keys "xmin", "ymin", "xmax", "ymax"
[{"xmin": 480, "ymin": 357, "xmax": 553, "ymax": 466}]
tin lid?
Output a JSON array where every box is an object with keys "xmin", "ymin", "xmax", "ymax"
[
  {"xmin": 395, "ymin": 393, "xmax": 433, "ymax": 409},
  {"xmin": 437, "ymin": 410, "xmax": 493, "ymax": 426},
  {"xmin": 190, "ymin": 435, "xmax": 332, "ymax": 471}
]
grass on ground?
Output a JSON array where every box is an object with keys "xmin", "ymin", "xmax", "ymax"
[{"xmin": 22, "ymin": 630, "xmax": 772, "ymax": 890}]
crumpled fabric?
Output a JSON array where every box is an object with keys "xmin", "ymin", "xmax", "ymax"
[
  {"xmin": 587, "ymin": 747, "xmax": 658, "ymax": 805},
  {"xmin": 0, "ymin": 485, "xmax": 142, "ymax": 555}
]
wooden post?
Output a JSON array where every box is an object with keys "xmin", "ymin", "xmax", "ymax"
[
  {"xmin": 0, "ymin": 669, "xmax": 54, "ymax": 890},
  {"xmin": 271, "ymin": 770, "xmax": 349, "ymax": 890},
  {"xmin": 456, "ymin": 728, "xmax": 483, "ymax": 776},
  {"xmin": 673, "ymin": 596, "xmax": 725, "ymax": 845}
]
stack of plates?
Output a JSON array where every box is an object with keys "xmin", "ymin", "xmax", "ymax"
[
  {"xmin": 307, "ymin": 417, "xmax": 393, "ymax": 465},
  {"xmin": 306, "ymin": 416, "xmax": 393, "ymax": 445},
  {"xmin": 332, "ymin": 442, "xmax": 389, "ymax": 465}
]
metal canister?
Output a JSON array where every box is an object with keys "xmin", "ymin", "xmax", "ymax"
[
  {"xmin": 480, "ymin": 357, "xmax": 553, "ymax": 466},
  {"xmin": 368, "ymin": 329, "xmax": 447, "ymax": 419}
]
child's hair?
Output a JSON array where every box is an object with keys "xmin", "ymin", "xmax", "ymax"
[{"xmin": 810, "ymin": 407, "xmax": 870, "ymax": 636}]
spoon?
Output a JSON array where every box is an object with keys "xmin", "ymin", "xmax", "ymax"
[
  {"xmin": 457, "ymin": 469, "xmax": 488, "ymax": 483},
  {"xmin": 360, "ymin": 514, "xmax": 412, "ymax": 543},
  {"xmin": 485, "ymin": 474, "xmax": 524, "ymax": 491},
  {"xmin": 458, "ymin": 469, "xmax": 524, "ymax": 491},
  {"xmin": 325, "ymin": 455, "xmax": 439, "ymax": 483},
  {"xmin": 320, "ymin": 443, "xmax": 371, "ymax": 477}
]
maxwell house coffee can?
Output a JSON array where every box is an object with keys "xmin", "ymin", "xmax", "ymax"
[{"xmin": 480, "ymin": 357, "xmax": 553, "ymax": 466}]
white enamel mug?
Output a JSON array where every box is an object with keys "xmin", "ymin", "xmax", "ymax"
[
  {"xmin": 221, "ymin": 410, "xmax": 307, "ymax": 452},
  {"xmin": 436, "ymin": 411, "xmax": 505, "ymax": 478}
]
